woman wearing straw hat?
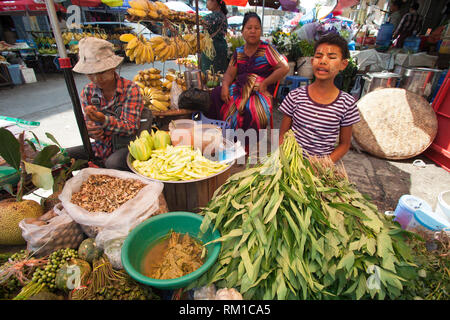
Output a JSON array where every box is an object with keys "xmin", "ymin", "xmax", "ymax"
[{"xmin": 66, "ymin": 37, "xmax": 145, "ymax": 170}]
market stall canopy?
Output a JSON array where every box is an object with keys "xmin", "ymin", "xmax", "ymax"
[
  {"xmin": 334, "ymin": 0, "xmax": 359, "ymax": 12},
  {"xmin": 248, "ymin": 0, "xmax": 280, "ymax": 10},
  {"xmin": 101, "ymin": 0, "xmax": 124, "ymax": 7},
  {"xmin": 165, "ymin": 1, "xmax": 194, "ymax": 13},
  {"xmin": 70, "ymin": 0, "xmax": 101, "ymax": 7},
  {"xmin": 223, "ymin": 0, "xmax": 248, "ymax": 6},
  {"xmin": 278, "ymin": 0, "xmax": 298, "ymax": 12},
  {"xmin": 101, "ymin": 0, "xmax": 131, "ymax": 11},
  {"xmin": 224, "ymin": 0, "xmax": 281, "ymax": 9},
  {"xmin": 0, "ymin": 0, "xmax": 66, "ymax": 12}
]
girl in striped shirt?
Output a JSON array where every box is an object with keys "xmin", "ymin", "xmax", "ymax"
[{"xmin": 279, "ymin": 33, "xmax": 360, "ymax": 163}]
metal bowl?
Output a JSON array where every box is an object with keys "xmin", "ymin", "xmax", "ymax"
[{"xmin": 126, "ymin": 142, "xmax": 235, "ymax": 184}]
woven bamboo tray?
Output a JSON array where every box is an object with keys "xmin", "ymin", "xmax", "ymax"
[{"xmin": 353, "ymin": 88, "xmax": 438, "ymax": 160}]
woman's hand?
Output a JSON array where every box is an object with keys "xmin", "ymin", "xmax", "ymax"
[
  {"xmin": 255, "ymin": 81, "xmax": 271, "ymax": 98},
  {"xmin": 86, "ymin": 120, "xmax": 104, "ymax": 140},
  {"xmin": 221, "ymin": 85, "xmax": 231, "ymax": 104}
]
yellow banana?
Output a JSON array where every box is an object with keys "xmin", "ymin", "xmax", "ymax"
[
  {"xmin": 148, "ymin": 67, "xmax": 160, "ymax": 74},
  {"xmin": 130, "ymin": 41, "xmax": 143, "ymax": 61},
  {"xmin": 152, "ymin": 40, "xmax": 168, "ymax": 53},
  {"xmin": 157, "ymin": 46, "xmax": 170, "ymax": 61},
  {"xmin": 150, "ymin": 36, "xmax": 165, "ymax": 46},
  {"xmin": 146, "ymin": 44, "xmax": 154, "ymax": 63},
  {"xmin": 135, "ymin": 81, "xmax": 146, "ymax": 89},
  {"xmin": 129, "ymin": 0, "xmax": 149, "ymax": 11},
  {"xmin": 151, "ymin": 99, "xmax": 169, "ymax": 111},
  {"xmin": 119, "ymin": 33, "xmax": 136, "ymax": 42},
  {"xmin": 126, "ymin": 37, "xmax": 139, "ymax": 50},
  {"xmin": 165, "ymin": 73, "xmax": 176, "ymax": 82},
  {"xmin": 148, "ymin": 9, "xmax": 159, "ymax": 19},
  {"xmin": 150, "ymin": 93, "xmax": 170, "ymax": 101},
  {"xmin": 127, "ymin": 8, "xmax": 147, "ymax": 17}
]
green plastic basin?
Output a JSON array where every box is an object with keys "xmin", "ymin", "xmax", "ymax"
[{"xmin": 121, "ymin": 211, "xmax": 221, "ymax": 290}]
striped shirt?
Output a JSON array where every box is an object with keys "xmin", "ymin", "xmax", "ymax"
[{"xmin": 279, "ymin": 85, "xmax": 360, "ymax": 157}]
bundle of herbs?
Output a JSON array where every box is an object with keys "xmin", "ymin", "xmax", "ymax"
[
  {"xmin": 189, "ymin": 131, "xmax": 417, "ymax": 300},
  {"xmin": 70, "ymin": 255, "xmax": 158, "ymax": 300},
  {"xmin": 402, "ymin": 230, "xmax": 449, "ymax": 300},
  {"xmin": 0, "ymin": 250, "xmax": 47, "ymax": 299}
]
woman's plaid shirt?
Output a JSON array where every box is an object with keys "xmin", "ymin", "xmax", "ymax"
[{"xmin": 80, "ymin": 73, "xmax": 144, "ymax": 159}]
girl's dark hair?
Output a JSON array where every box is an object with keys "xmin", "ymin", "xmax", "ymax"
[
  {"xmin": 314, "ymin": 33, "xmax": 350, "ymax": 59},
  {"xmin": 242, "ymin": 12, "xmax": 261, "ymax": 28},
  {"xmin": 216, "ymin": 0, "xmax": 228, "ymax": 16}
]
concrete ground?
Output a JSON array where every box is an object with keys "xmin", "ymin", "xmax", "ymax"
[{"xmin": 1, "ymin": 61, "xmax": 450, "ymax": 216}]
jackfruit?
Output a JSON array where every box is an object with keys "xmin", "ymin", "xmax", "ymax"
[{"xmin": 0, "ymin": 199, "xmax": 44, "ymax": 245}]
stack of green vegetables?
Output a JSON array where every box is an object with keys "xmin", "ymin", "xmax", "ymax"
[{"xmin": 189, "ymin": 131, "xmax": 418, "ymax": 300}]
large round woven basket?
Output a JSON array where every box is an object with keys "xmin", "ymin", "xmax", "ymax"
[{"xmin": 353, "ymin": 88, "xmax": 438, "ymax": 160}]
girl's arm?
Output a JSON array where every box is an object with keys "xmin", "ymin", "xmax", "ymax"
[
  {"xmin": 329, "ymin": 125, "xmax": 353, "ymax": 163},
  {"xmin": 279, "ymin": 115, "xmax": 293, "ymax": 145}
]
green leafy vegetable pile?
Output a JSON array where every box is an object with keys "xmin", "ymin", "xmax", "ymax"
[{"xmin": 190, "ymin": 131, "xmax": 418, "ymax": 300}]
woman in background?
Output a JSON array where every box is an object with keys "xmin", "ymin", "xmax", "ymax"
[
  {"xmin": 207, "ymin": 12, "xmax": 289, "ymax": 132},
  {"xmin": 200, "ymin": 0, "xmax": 229, "ymax": 74}
]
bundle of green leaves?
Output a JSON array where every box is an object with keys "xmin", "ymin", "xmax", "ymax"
[
  {"xmin": 401, "ymin": 231, "xmax": 449, "ymax": 300},
  {"xmin": 190, "ymin": 131, "xmax": 418, "ymax": 300}
]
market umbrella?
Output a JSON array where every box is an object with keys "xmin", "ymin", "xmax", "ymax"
[
  {"xmin": 165, "ymin": 1, "xmax": 194, "ymax": 13},
  {"xmin": 334, "ymin": 0, "xmax": 359, "ymax": 12},
  {"xmin": 223, "ymin": 0, "xmax": 248, "ymax": 6}
]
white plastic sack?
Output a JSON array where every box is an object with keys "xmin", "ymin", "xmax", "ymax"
[
  {"xmin": 102, "ymin": 237, "xmax": 126, "ymax": 270},
  {"xmin": 215, "ymin": 288, "xmax": 243, "ymax": 300},
  {"xmin": 193, "ymin": 285, "xmax": 243, "ymax": 300},
  {"xmin": 59, "ymin": 168, "xmax": 164, "ymax": 248},
  {"xmin": 19, "ymin": 203, "xmax": 85, "ymax": 256},
  {"xmin": 170, "ymin": 81, "xmax": 183, "ymax": 110},
  {"xmin": 193, "ymin": 284, "xmax": 217, "ymax": 300}
]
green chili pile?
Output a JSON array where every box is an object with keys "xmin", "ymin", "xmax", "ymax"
[{"xmin": 189, "ymin": 130, "xmax": 418, "ymax": 300}]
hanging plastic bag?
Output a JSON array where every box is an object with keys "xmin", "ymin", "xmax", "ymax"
[
  {"xmin": 170, "ymin": 81, "xmax": 183, "ymax": 110},
  {"xmin": 19, "ymin": 203, "xmax": 85, "ymax": 257},
  {"xmin": 59, "ymin": 168, "xmax": 163, "ymax": 248},
  {"xmin": 350, "ymin": 75, "xmax": 363, "ymax": 100}
]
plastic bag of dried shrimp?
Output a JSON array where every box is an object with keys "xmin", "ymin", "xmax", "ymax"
[{"xmin": 58, "ymin": 168, "xmax": 163, "ymax": 248}]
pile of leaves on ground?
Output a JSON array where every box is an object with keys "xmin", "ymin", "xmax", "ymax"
[{"xmin": 189, "ymin": 130, "xmax": 419, "ymax": 300}]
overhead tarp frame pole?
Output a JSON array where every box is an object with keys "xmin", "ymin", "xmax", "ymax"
[
  {"xmin": 44, "ymin": 0, "xmax": 95, "ymax": 161},
  {"xmin": 261, "ymin": 0, "xmax": 265, "ymax": 29},
  {"xmin": 195, "ymin": 0, "xmax": 201, "ymax": 68}
]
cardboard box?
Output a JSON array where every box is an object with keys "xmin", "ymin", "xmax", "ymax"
[{"xmin": 21, "ymin": 67, "xmax": 37, "ymax": 83}]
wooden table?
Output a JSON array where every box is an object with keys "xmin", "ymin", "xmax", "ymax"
[{"xmin": 152, "ymin": 108, "xmax": 195, "ymax": 130}]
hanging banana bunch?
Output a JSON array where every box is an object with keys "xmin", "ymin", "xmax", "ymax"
[
  {"xmin": 120, "ymin": 33, "xmax": 155, "ymax": 64},
  {"xmin": 201, "ymin": 32, "xmax": 215, "ymax": 60},
  {"xmin": 127, "ymin": 0, "xmax": 171, "ymax": 20}
]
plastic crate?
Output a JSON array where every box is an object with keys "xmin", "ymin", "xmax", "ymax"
[
  {"xmin": 191, "ymin": 111, "xmax": 231, "ymax": 137},
  {"xmin": 7, "ymin": 64, "xmax": 23, "ymax": 85}
]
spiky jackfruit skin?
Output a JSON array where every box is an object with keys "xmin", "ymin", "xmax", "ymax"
[{"xmin": 0, "ymin": 199, "xmax": 44, "ymax": 245}]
